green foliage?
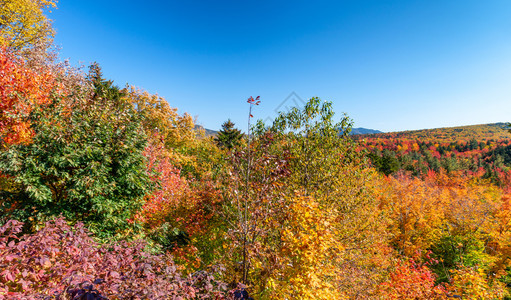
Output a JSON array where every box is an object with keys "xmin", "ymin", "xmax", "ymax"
[
  {"xmin": 0, "ymin": 66, "xmax": 152, "ymax": 238},
  {"xmin": 215, "ymin": 119, "xmax": 243, "ymax": 150},
  {"xmin": 149, "ymin": 222, "xmax": 191, "ymax": 251},
  {"xmin": 262, "ymin": 96, "xmax": 356, "ymax": 197},
  {"xmin": 369, "ymin": 150, "xmax": 400, "ymax": 175},
  {"xmin": 218, "ymin": 97, "xmax": 385, "ymax": 298},
  {"xmin": 88, "ymin": 62, "xmax": 125, "ymax": 104},
  {"xmin": 431, "ymin": 235, "xmax": 490, "ymax": 283}
]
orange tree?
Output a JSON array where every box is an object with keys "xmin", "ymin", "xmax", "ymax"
[{"xmin": 0, "ymin": 47, "xmax": 58, "ymax": 146}]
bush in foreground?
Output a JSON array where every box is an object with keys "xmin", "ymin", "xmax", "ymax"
[{"xmin": 0, "ymin": 218, "xmax": 228, "ymax": 299}]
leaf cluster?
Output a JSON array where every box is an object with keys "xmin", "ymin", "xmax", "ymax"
[
  {"xmin": 0, "ymin": 217, "xmax": 229, "ymax": 299},
  {"xmin": 0, "ymin": 67, "xmax": 152, "ymax": 237}
]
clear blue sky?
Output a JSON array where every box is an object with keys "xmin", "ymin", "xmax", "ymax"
[{"xmin": 51, "ymin": 0, "xmax": 511, "ymax": 132}]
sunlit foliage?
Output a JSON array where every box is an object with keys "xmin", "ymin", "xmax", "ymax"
[
  {"xmin": 0, "ymin": 47, "xmax": 58, "ymax": 145},
  {"xmin": 0, "ymin": 0, "xmax": 57, "ymax": 51}
]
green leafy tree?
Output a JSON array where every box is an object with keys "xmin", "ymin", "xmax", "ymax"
[
  {"xmin": 219, "ymin": 97, "xmax": 385, "ymax": 297},
  {"xmin": 0, "ymin": 65, "xmax": 152, "ymax": 237},
  {"xmin": 260, "ymin": 96, "xmax": 357, "ymax": 197},
  {"xmin": 215, "ymin": 119, "xmax": 243, "ymax": 150}
]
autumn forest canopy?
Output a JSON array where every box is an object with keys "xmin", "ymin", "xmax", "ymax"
[{"xmin": 1, "ymin": 1, "xmax": 511, "ymax": 299}]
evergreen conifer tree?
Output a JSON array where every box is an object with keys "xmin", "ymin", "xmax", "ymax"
[{"xmin": 215, "ymin": 119, "xmax": 243, "ymax": 150}]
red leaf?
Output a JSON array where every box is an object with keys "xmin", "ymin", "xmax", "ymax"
[
  {"xmin": 109, "ymin": 271, "xmax": 120, "ymax": 279},
  {"xmin": 3, "ymin": 270, "xmax": 14, "ymax": 282},
  {"xmin": 5, "ymin": 254, "xmax": 17, "ymax": 261}
]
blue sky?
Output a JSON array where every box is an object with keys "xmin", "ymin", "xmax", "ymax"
[{"xmin": 51, "ymin": 0, "xmax": 511, "ymax": 132}]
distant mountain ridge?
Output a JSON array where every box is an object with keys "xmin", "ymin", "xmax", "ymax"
[
  {"xmin": 194, "ymin": 125, "xmax": 218, "ymax": 137},
  {"xmin": 350, "ymin": 127, "xmax": 383, "ymax": 135},
  {"xmin": 353, "ymin": 122, "xmax": 511, "ymax": 143},
  {"xmin": 194, "ymin": 123, "xmax": 511, "ymax": 142}
]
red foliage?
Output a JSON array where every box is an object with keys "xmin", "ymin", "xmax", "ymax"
[
  {"xmin": 136, "ymin": 138, "xmax": 188, "ymax": 228},
  {"xmin": 0, "ymin": 218, "xmax": 228, "ymax": 299},
  {"xmin": 138, "ymin": 138, "xmax": 223, "ymax": 235},
  {"xmin": 380, "ymin": 254, "xmax": 446, "ymax": 299}
]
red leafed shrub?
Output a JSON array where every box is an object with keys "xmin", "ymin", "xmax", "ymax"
[
  {"xmin": 137, "ymin": 138, "xmax": 188, "ymax": 228},
  {"xmin": 0, "ymin": 218, "xmax": 228, "ymax": 299},
  {"xmin": 379, "ymin": 255, "xmax": 447, "ymax": 299}
]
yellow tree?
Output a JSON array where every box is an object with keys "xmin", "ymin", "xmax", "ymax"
[
  {"xmin": 268, "ymin": 194, "xmax": 342, "ymax": 299},
  {"xmin": 220, "ymin": 97, "xmax": 387, "ymax": 298},
  {"xmin": 125, "ymin": 86, "xmax": 195, "ymax": 147},
  {"xmin": 265, "ymin": 97, "xmax": 388, "ymax": 297},
  {"xmin": 0, "ymin": 0, "xmax": 57, "ymax": 51}
]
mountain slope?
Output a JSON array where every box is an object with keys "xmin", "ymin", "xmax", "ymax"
[
  {"xmin": 350, "ymin": 127, "xmax": 383, "ymax": 135},
  {"xmin": 353, "ymin": 123, "xmax": 510, "ymax": 143},
  {"xmin": 194, "ymin": 125, "xmax": 218, "ymax": 137}
]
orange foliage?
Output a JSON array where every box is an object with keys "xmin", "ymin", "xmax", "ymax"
[
  {"xmin": 0, "ymin": 48, "xmax": 58, "ymax": 145},
  {"xmin": 380, "ymin": 175, "xmax": 447, "ymax": 256},
  {"xmin": 380, "ymin": 256, "xmax": 446, "ymax": 299},
  {"xmin": 449, "ymin": 266, "xmax": 508, "ymax": 299},
  {"xmin": 380, "ymin": 171, "xmax": 511, "ymax": 298},
  {"xmin": 136, "ymin": 137, "xmax": 188, "ymax": 228}
]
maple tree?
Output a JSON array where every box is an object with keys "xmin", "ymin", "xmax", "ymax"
[
  {"xmin": 379, "ymin": 255, "xmax": 447, "ymax": 299},
  {"xmin": 136, "ymin": 137, "xmax": 188, "ymax": 229},
  {"xmin": 266, "ymin": 193, "xmax": 342, "ymax": 299}
]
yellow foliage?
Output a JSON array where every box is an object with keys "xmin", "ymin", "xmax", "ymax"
[
  {"xmin": 449, "ymin": 266, "xmax": 509, "ymax": 299},
  {"xmin": 0, "ymin": 0, "xmax": 57, "ymax": 51},
  {"xmin": 268, "ymin": 194, "xmax": 342, "ymax": 300},
  {"xmin": 380, "ymin": 175, "xmax": 448, "ymax": 255},
  {"xmin": 126, "ymin": 86, "xmax": 195, "ymax": 147},
  {"xmin": 381, "ymin": 173, "xmax": 504, "ymax": 257}
]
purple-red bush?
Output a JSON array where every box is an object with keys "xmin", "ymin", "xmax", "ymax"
[{"xmin": 0, "ymin": 218, "xmax": 228, "ymax": 299}]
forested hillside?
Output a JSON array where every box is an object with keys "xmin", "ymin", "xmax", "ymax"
[
  {"xmin": 355, "ymin": 124, "xmax": 511, "ymax": 184},
  {"xmin": 357, "ymin": 123, "xmax": 511, "ymax": 142},
  {"xmin": 1, "ymin": 2, "xmax": 511, "ymax": 299}
]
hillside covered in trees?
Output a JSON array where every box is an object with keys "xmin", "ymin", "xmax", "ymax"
[
  {"xmin": 356, "ymin": 123, "xmax": 511, "ymax": 143},
  {"xmin": 354, "ymin": 123, "xmax": 511, "ymax": 183},
  {"xmin": 1, "ymin": 2, "xmax": 511, "ymax": 299}
]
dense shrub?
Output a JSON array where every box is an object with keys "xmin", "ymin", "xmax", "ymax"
[
  {"xmin": 0, "ymin": 66, "xmax": 152, "ymax": 237},
  {"xmin": 0, "ymin": 218, "xmax": 228, "ymax": 299}
]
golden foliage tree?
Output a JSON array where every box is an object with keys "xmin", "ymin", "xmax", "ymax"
[
  {"xmin": 0, "ymin": 0, "xmax": 57, "ymax": 51},
  {"xmin": 220, "ymin": 97, "xmax": 388, "ymax": 298}
]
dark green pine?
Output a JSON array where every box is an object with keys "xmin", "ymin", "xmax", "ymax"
[{"xmin": 215, "ymin": 119, "xmax": 243, "ymax": 150}]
